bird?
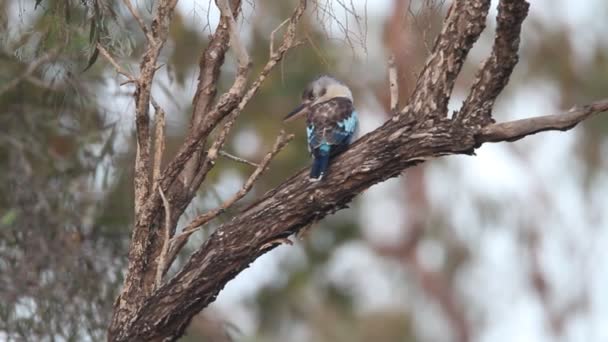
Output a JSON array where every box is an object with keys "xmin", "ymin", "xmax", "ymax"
[{"xmin": 284, "ymin": 75, "xmax": 358, "ymax": 181}]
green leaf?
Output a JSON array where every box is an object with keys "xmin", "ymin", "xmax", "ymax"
[
  {"xmin": 1, "ymin": 209, "xmax": 18, "ymax": 226},
  {"xmin": 82, "ymin": 46, "xmax": 99, "ymax": 72}
]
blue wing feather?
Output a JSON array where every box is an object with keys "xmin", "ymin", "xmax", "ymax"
[
  {"xmin": 305, "ymin": 98, "xmax": 357, "ymax": 180},
  {"xmin": 307, "ymin": 99, "xmax": 357, "ymax": 154}
]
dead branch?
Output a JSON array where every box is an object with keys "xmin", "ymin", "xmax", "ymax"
[
  {"xmin": 96, "ymin": 43, "xmax": 135, "ymax": 82},
  {"xmin": 156, "ymin": 187, "xmax": 171, "ymax": 288},
  {"xmin": 219, "ymin": 150, "xmax": 259, "ymax": 167},
  {"xmin": 476, "ymin": 99, "xmax": 608, "ymax": 144},
  {"xmin": 179, "ymin": 0, "xmax": 243, "ymax": 214}
]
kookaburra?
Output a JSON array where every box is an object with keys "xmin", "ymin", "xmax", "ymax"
[{"xmin": 284, "ymin": 76, "xmax": 358, "ymax": 181}]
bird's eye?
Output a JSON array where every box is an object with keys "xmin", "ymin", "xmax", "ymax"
[
  {"xmin": 308, "ymin": 91, "xmax": 315, "ymax": 100},
  {"xmin": 319, "ymin": 88, "xmax": 326, "ymax": 97}
]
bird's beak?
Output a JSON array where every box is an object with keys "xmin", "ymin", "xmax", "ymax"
[{"xmin": 283, "ymin": 103, "xmax": 307, "ymax": 122}]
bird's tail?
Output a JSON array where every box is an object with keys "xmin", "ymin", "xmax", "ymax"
[{"xmin": 310, "ymin": 152, "xmax": 330, "ymax": 181}]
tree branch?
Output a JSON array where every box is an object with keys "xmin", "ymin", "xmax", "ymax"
[
  {"xmin": 476, "ymin": 99, "xmax": 608, "ymax": 143},
  {"xmin": 122, "ymin": 0, "xmax": 153, "ymax": 42},
  {"xmin": 456, "ymin": 0, "xmax": 529, "ymax": 126},
  {"xmin": 151, "ymin": 98, "xmax": 166, "ymax": 190},
  {"xmin": 109, "ymin": 2, "xmax": 307, "ymax": 340},
  {"xmin": 109, "ymin": 0, "xmax": 180, "ymax": 339},
  {"xmin": 96, "ymin": 43, "xmax": 135, "ymax": 82},
  {"xmin": 219, "ymin": 150, "xmax": 259, "ymax": 167},
  {"xmin": 163, "ymin": 130, "xmax": 294, "ymax": 277},
  {"xmin": 399, "ymin": 0, "xmax": 490, "ymax": 123},
  {"xmin": 121, "ymin": 94, "xmax": 605, "ymax": 341},
  {"xmin": 156, "ymin": 187, "xmax": 171, "ymax": 288}
]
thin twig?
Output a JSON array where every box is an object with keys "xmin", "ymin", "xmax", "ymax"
[
  {"xmin": 388, "ymin": 54, "xmax": 399, "ymax": 112},
  {"xmin": 156, "ymin": 187, "xmax": 171, "ymax": 288},
  {"xmin": 217, "ymin": 0, "xmax": 250, "ymax": 68},
  {"xmin": 270, "ymin": 17, "xmax": 291, "ymax": 56},
  {"xmin": 132, "ymin": 0, "xmax": 178, "ymax": 217},
  {"xmin": 96, "ymin": 43, "xmax": 135, "ymax": 81},
  {"xmin": 122, "ymin": 0, "xmax": 154, "ymax": 41},
  {"xmin": 219, "ymin": 150, "xmax": 259, "ymax": 167}
]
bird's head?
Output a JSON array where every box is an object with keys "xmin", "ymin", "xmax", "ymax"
[{"xmin": 284, "ymin": 75, "xmax": 353, "ymax": 122}]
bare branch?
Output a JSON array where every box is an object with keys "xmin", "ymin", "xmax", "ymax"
[
  {"xmin": 96, "ymin": 43, "xmax": 135, "ymax": 82},
  {"xmin": 151, "ymin": 98, "xmax": 166, "ymax": 190},
  {"xmin": 156, "ymin": 187, "xmax": 171, "ymax": 288},
  {"xmin": 217, "ymin": 0, "xmax": 250, "ymax": 68},
  {"xmin": 388, "ymin": 54, "xmax": 399, "ymax": 112},
  {"xmin": 163, "ymin": 130, "xmax": 294, "ymax": 276},
  {"xmin": 399, "ymin": 0, "xmax": 491, "ymax": 123},
  {"xmin": 182, "ymin": 0, "xmax": 243, "ymax": 210},
  {"xmin": 476, "ymin": 99, "xmax": 608, "ymax": 144},
  {"xmin": 456, "ymin": 0, "xmax": 529, "ymax": 126},
  {"xmin": 185, "ymin": 130, "xmax": 292, "ymax": 236},
  {"xmin": 109, "ymin": 0, "xmax": 181, "ymax": 338},
  {"xmin": 219, "ymin": 150, "xmax": 259, "ymax": 167}
]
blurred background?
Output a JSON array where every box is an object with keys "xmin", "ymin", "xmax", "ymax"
[{"xmin": 1, "ymin": 0, "xmax": 608, "ymax": 341}]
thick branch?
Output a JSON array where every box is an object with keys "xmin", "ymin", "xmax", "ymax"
[
  {"xmin": 400, "ymin": 0, "xmax": 490, "ymax": 123},
  {"xmin": 456, "ymin": 0, "xmax": 529, "ymax": 126}
]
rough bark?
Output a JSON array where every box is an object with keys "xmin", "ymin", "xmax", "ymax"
[{"xmin": 108, "ymin": 0, "xmax": 608, "ymax": 340}]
